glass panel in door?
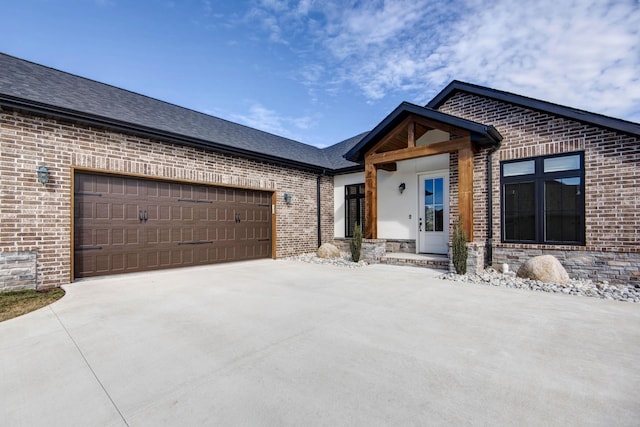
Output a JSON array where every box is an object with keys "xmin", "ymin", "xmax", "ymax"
[{"xmin": 419, "ymin": 175, "xmax": 448, "ymax": 254}]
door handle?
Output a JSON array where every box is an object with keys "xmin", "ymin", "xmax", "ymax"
[
  {"xmin": 419, "ymin": 218, "xmax": 423, "ymax": 232},
  {"xmin": 139, "ymin": 210, "xmax": 144, "ymax": 222},
  {"xmin": 144, "ymin": 210, "xmax": 148, "ymax": 222}
]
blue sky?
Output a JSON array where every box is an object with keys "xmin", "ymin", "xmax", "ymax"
[{"xmin": 2, "ymin": 0, "xmax": 639, "ymax": 147}]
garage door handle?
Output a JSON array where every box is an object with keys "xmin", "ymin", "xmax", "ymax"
[
  {"xmin": 139, "ymin": 210, "xmax": 144, "ymax": 222},
  {"xmin": 235, "ymin": 213, "xmax": 241, "ymax": 223},
  {"xmin": 144, "ymin": 210, "xmax": 148, "ymax": 222}
]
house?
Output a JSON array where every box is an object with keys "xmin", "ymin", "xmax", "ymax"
[{"xmin": 1, "ymin": 53, "xmax": 638, "ymax": 290}]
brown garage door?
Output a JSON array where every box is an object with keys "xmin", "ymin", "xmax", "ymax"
[{"xmin": 74, "ymin": 172, "xmax": 272, "ymax": 278}]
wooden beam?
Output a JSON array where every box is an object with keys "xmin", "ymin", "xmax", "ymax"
[
  {"xmin": 408, "ymin": 120, "xmax": 416, "ymax": 148},
  {"xmin": 369, "ymin": 116, "xmax": 413, "ymax": 154},
  {"xmin": 376, "ymin": 162, "xmax": 397, "ymax": 172},
  {"xmin": 364, "ymin": 161, "xmax": 377, "ymax": 239},
  {"xmin": 458, "ymin": 145, "xmax": 474, "ymax": 242},
  {"xmin": 412, "ymin": 116, "xmax": 471, "ymax": 138},
  {"xmin": 368, "ymin": 137, "xmax": 471, "ymax": 165}
]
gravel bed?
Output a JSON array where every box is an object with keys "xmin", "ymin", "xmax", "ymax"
[
  {"xmin": 283, "ymin": 253, "xmax": 639, "ymax": 303},
  {"xmin": 281, "ymin": 252, "xmax": 367, "ymax": 268},
  {"xmin": 439, "ymin": 268, "xmax": 640, "ymax": 303}
]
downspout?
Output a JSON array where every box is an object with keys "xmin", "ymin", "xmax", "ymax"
[
  {"xmin": 317, "ymin": 170, "xmax": 325, "ymax": 248},
  {"xmin": 486, "ymin": 141, "xmax": 502, "ymax": 267}
]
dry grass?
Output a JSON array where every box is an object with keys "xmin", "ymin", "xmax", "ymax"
[{"xmin": 0, "ymin": 288, "xmax": 65, "ymax": 322}]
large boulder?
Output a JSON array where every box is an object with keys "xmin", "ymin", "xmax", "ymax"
[
  {"xmin": 517, "ymin": 255, "xmax": 570, "ymax": 284},
  {"xmin": 317, "ymin": 243, "xmax": 341, "ymax": 259}
]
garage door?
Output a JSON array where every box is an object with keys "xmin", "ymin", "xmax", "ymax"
[{"xmin": 74, "ymin": 172, "xmax": 272, "ymax": 278}]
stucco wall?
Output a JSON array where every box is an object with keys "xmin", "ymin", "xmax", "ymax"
[
  {"xmin": 0, "ymin": 108, "xmax": 333, "ymax": 288},
  {"xmin": 333, "ymin": 155, "xmax": 449, "ymax": 243}
]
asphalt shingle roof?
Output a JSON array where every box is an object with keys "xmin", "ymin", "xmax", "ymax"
[
  {"xmin": 2, "ymin": 53, "xmax": 637, "ymax": 174},
  {"xmin": 0, "ymin": 53, "xmax": 360, "ymax": 172}
]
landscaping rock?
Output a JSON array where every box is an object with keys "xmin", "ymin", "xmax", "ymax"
[
  {"xmin": 282, "ymin": 252, "xmax": 367, "ymax": 268},
  {"xmin": 317, "ymin": 243, "xmax": 341, "ymax": 259},
  {"xmin": 517, "ymin": 255, "xmax": 570, "ymax": 284}
]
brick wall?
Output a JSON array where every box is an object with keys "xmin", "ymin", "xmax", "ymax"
[
  {"xmin": 0, "ymin": 108, "xmax": 334, "ymax": 288},
  {"xmin": 439, "ymin": 93, "xmax": 640, "ymax": 284}
]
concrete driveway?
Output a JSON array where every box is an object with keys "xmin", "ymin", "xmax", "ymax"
[{"xmin": 1, "ymin": 260, "xmax": 639, "ymax": 426}]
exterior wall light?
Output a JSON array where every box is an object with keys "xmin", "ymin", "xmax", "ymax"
[
  {"xmin": 37, "ymin": 165, "xmax": 50, "ymax": 186},
  {"xmin": 398, "ymin": 182, "xmax": 406, "ymax": 194},
  {"xmin": 283, "ymin": 193, "xmax": 292, "ymax": 204}
]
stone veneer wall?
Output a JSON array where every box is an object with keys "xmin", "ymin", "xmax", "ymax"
[
  {"xmin": 0, "ymin": 108, "xmax": 334, "ymax": 289},
  {"xmin": 448, "ymin": 242, "xmax": 485, "ymax": 274},
  {"xmin": 333, "ymin": 238, "xmax": 416, "ymax": 255},
  {"xmin": 493, "ymin": 246, "xmax": 640, "ymax": 285},
  {"xmin": 439, "ymin": 93, "xmax": 640, "ymax": 285},
  {"xmin": 360, "ymin": 239, "xmax": 387, "ymax": 264},
  {"xmin": 0, "ymin": 251, "xmax": 37, "ymax": 291}
]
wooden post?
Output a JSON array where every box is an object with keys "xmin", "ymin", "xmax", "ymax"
[
  {"xmin": 364, "ymin": 160, "xmax": 377, "ymax": 239},
  {"xmin": 458, "ymin": 144, "xmax": 474, "ymax": 242},
  {"xmin": 408, "ymin": 120, "xmax": 416, "ymax": 148}
]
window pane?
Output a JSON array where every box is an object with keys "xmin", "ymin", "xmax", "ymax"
[
  {"xmin": 425, "ymin": 179, "xmax": 433, "ymax": 205},
  {"xmin": 544, "ymin": 155, "xmax": 580, "ymax": 173},
  {"xmin": 425, "ymin": 207, "xmax": 434, "ymax": 232},
  {"xmin": 504, "ymin": 182, "xmax": 536, "ymax": 241},
  {"xmin": 345, "ymin": 184, "xmax": 365, "ymax": 237},
  {"xmin": 434, "ymin": 205, "xmax": 444, "ymax": 231},
  {"xmin": 503, "ymin": 160, "xmax": 535, "ymax": 177},
  {"xmin": 346, "ymin": 199, "xmax": 357, "ymax": 237},
  {"xmin": 545, "ymin": 177, "xmax": 581, "ymax": 242},
  {"xmin": 434, "ymin": 178, "xmax": 443, "ymax": 205}
]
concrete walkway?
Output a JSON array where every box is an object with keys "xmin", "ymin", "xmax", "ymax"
[{"xmin": 1, "ymin": 260, "xmax": 639, "ymax": 426}]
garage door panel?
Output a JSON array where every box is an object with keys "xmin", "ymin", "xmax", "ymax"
[
  {"xmin": 110, "ymin": 253, "xmax": 141, "ymax": 272},
  {"xmin": 146, "ymin": 205, "xmax": 158, "ymax": 221},
  {"xmin": 94, "ymin": 254, "xmax": 111, "ymax": 273},
  {"xmin": 75, "ymin": 230, "xmax": 94, "ymax": 246},
  {"xmin": 95, "ymin": 229, "xmax": 110, "ymax": 246},
  {"xmin": 155, "ymin": 205, "xmax": 169, "ymax": 221},
  {"xmin": 95, "ymin": 203, "xmax": 110, "ymax": 220},
  {"xmin": 96, "ymin": 175, "xmax": 112, "ymax": 194},
  {"xmin": 74, "ymin": 172, "xmax": 271, "ymax": 278},
  {"xmin": 75, "ymin": 255, "xmax": 95, "ymax": 276},
  {"xmin": 112, "ymin": 229, "xmax": 125, "ymax": 245}
]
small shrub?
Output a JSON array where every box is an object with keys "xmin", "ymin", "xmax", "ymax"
[
  {"xmin": 452, "ymin": 217, "xmax": 468, "ymax": 275},
  {"xmin": 350, "ymin": 224, "xmax": 363, "ymax": 262}
]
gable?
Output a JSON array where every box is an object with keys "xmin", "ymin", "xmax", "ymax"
[
  {"xmin": 427, "ymin": 81, "xmax": 640, "ymax": 138},
  {"xmin": 345, "ymin": 102, "xmax": 502, "ymax": 163}
]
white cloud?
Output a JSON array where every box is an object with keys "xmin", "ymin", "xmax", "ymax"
[
  {"xmin": 228, "ymin": 102, "xmax": 318, "ymax": 141},
  {"xmin": 248, "ymin": 0, "xmax": 640, "ymax": 122}
]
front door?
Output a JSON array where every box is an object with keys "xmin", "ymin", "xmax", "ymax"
[{"xmin": 418, "ymin": 173, "xmax": 449, "ymax": 254}]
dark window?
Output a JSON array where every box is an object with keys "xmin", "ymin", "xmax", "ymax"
[
  {"xmin": 501, "ymin": 153, "xmax": 584, "ymax": 245},
  {"xmin": 345, "ymin": 183, "xmax": 365, "ymax": 238}
]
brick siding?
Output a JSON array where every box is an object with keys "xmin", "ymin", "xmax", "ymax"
[
  {"xmin": 1, "ymin": 108, "xmax": 333, "ymax": 288},
  {"xmin": 439, "ymin": 93, "xmax": 640, "ymax": 284}
]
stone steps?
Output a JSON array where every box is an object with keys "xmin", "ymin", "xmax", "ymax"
[{"xmin": 379, "ymin": 253, "xmax": 450, "ymax": 271}]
